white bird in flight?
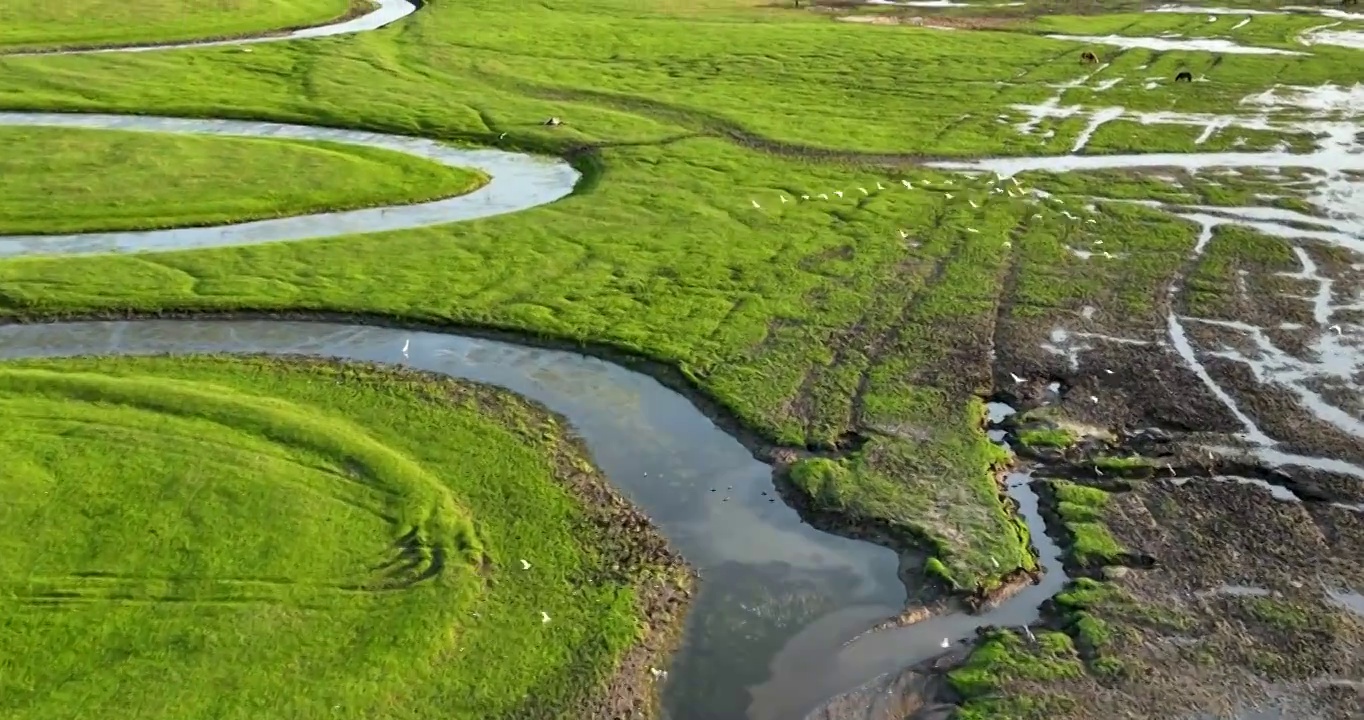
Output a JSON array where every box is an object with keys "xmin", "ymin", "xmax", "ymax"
[
  {"xmin": 541, "ymin": 612, "xmax": 551, "ymax": 624},
  {"xmin": 521, "ymin": 559, "xmax": 531, "ymax": 570},
  {"xmin": 940, "ymin": 638, "xmax": 951, "ymax": 648},
  {"xmin": 818, "ymin": 193, "xmax": 829, "ymax": 200},
  {"xmin": 900, "ymin": 229, "xmax": 910, "ymax": 239},
  {"xmin": 780, "ymin": 195, "xmax": 788, "ymax": 204},
  {"xmin": 859, "ymin": 187, "xmax": 869, "ymax": 195},
  {"xmin": 966, "ymin": 228, "xmax": 980, "ymax": 233},
  {"xmin": 969, "ymin": 200, "xmax": 979, "ymax": 208},
  {"xmin": 402, "ymin": 339, "xmax": 410, "ymax": 357},
  {"xmin": 1010, "ymin": 372, "xmax": 1026, "ymax": 384},
  {"xmin": 877, "ymin": 181, "xmax": 887, "ymax": 190},
  {"xmin": 752, "ymin": 199, "xmax": 761, "ymax": 209},
  {"xmin": 834, "ymin": 190, "xmax": 844, "ymax": 198},
  {"xmin": 945, "ymin": 193, "xmax": 954, "ymax": 199},
  {"xmin": 1329, "ymin": 325, "xmax": 1342, "ymax": 335}
]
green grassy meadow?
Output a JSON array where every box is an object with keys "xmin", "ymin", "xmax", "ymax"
[
  {"xmin": 0, "ymin": 0, "xmax": 368, "ymax": 53},
  {"xmin": 0, "ymin": 355, "xmax": 678, "ymax": 720},
  {"xmin": 0, "ymin": 0, "xmax": 1357, "ymax": 592},
  {"xmin": 0, "ymin": 126, "xmax": 487, "ymax": 235}
]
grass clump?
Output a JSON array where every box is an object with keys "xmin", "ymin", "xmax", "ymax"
[
  {"xmin": 1018, "ymin": 427, "xmax": 1076, "ymax": 449},
  {"xmin": 0, "ymin": 354, "xmax": 680, "ymax": 720},
  {"xmin": 1050, "ymin": 481, "xmax": 1126, "ymax": 566},
  {"xmin": 1246, "ymin": 597, "xmax": 1314, "ymax": 632},
  {"xmin": 0, "ymin": 0, "xmax": 365, "ymax": 52},
  {"xmin": 924, "ymin": 556, "xmax": 957, "ymax": 589},
  {"xmin": 950, "ymin": 629, "xmax": 1085, "ymax": 720},
  {"xmin": 0, "ymin": 126, "xmax": 487, "ymax": 235},
  {"xmin": 1093, "ymin": 454, "xmax": 1153, "ymax": 472}
]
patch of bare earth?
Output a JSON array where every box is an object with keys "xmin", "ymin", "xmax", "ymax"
[{"xmin": 1057, "ymin": 478, "xmax": 1364, "ymax": 719}]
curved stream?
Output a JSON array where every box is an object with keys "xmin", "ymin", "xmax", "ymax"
[
  {"xmin": 0, "ymin": 319, "xmax": 1053, "ymax": 720},
  {"xmin": 0, "ymin": 113, "xmax": 578, "ymax": 258}
]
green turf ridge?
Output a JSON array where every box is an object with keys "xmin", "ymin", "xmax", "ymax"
[
  {"xmin": 948, "ymin": 628, "xmax": 1086, "ymax": 720},
  {"xmin": 1047, "ymin": 480, "xmax": 1127, "ymax": 567},
  {"xmin": 0, "ymin": 354, "xmax": 689, "ymax": 720},
  {"xmin": 0, "ymin": 0, "xmax": 375, "ymax": 54},
  {"xmin": 0, "ymin": 0, "xmax": 1359, "ymax": 601},
  {"xmin": 0, "ymin": 126, "xmax": 488, "ymax": 235}
]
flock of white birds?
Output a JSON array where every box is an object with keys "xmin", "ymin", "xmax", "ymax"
[{"xmin": 750, "ymin": 171, "xmax": 1108, "ymax": 255}]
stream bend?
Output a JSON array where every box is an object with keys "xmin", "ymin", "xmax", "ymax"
[{"xmin": 0, "ymin": 112, "xmax": 579, "ymax": 258}]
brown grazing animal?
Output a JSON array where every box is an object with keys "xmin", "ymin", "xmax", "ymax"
[
  {"xmin": 1080, "ymin": 51, "xmax": 1098, "ymax": 64},
  {"xmin": 1175, "ymin": 71, "xmax": 1193, "ymax": 82}
]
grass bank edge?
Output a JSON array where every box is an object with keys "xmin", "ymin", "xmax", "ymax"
[
  {"xmin": 786, "ymin": 397, "xmax": 1035, "ymax": 599},
  {"xmin": 0, "ymin": 128, "xmax": 492, "ymax": 236},
  {"xmin": 0, "ymin": 306, "xmax": 1028, "ymax": 594},
  {"xmin": 0, "ymin": 352, "xmax": 695, "ymax": 717},
  {"xmin": 0, "ymin": 0, "xmax": 380, "ymax": 55}
]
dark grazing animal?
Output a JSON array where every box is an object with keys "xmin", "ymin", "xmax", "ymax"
[
  {"xmin": 1080, "ymin": 51, "xmax": 1099, "ymax": 64},
  {"xmin": 1175, "ymin": 71, "xmax": 1193, "ymax": 82}
]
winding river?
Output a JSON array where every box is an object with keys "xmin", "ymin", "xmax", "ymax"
[{"xmin": 3, "ymin": 1, "xmax": 1362, "ymax": 718}]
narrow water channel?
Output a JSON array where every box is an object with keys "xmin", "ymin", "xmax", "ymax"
[
  {"xmin": 0, "ymin": 113, "xmax": 579, "ymax": 258},
  {"xmin": 0, "ymin": 319, "xmax": 1068, "ymax": 719}
]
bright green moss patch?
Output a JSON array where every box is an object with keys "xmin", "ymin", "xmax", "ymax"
[
  {"xmin": 950, "ymin": 629, "xmax": 1085, "ymax": 719},
  {"xmin": 1093, "ymin": 455, "xmax": 1153, "ymax": 471},
  {"xmin": 0, "ymin": 126, "xmax": 487, "ymax": 235},
  {"xmin": 0, "ymin": 355, "xmax": 683, "ymax": 720},
  {"xmin": 1018, "ymin": 427, "xmax": 1076, "ymax": 449},
  {"xmin": 1050, "ymin": 481, "xmax": 1126, "ymax": 566}
]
